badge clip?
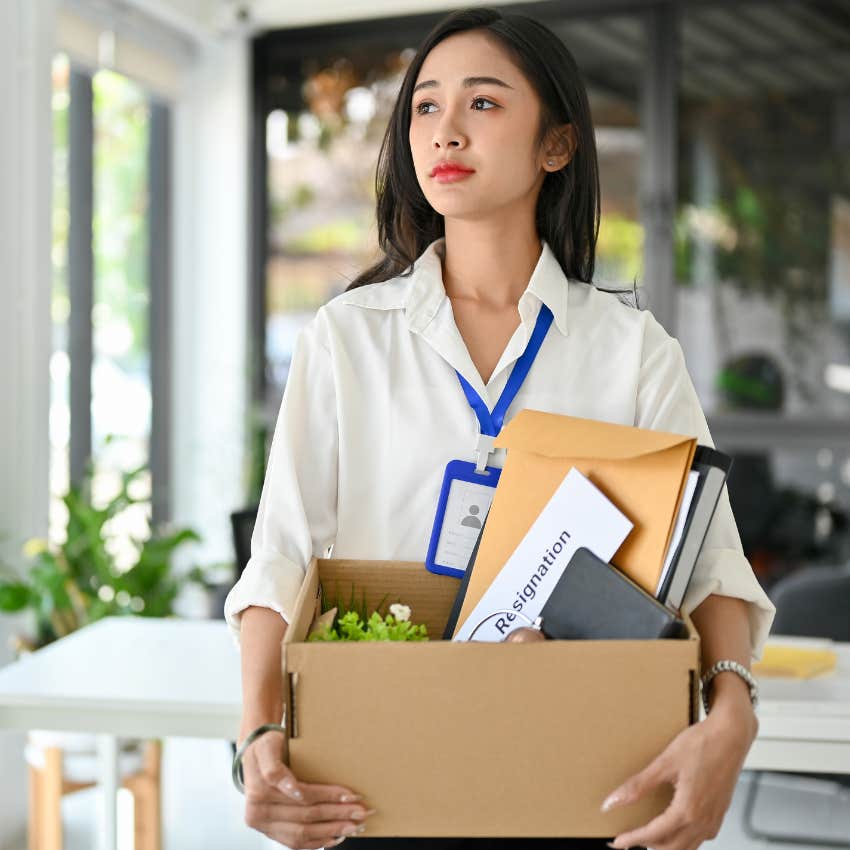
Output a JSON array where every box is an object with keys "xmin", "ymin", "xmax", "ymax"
[{"xmin": 475, "ymin": 432, "xmax": 496, "ymax": 474}]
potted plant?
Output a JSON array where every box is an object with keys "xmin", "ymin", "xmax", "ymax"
[{"xmin": 0, "ymin": 455, "xmax": 209, "ymax": 654}]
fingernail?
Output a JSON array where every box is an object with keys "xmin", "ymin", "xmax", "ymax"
[
  {"xmin": 342, "ymin": 824, "xmax": 366, "ymax": 836},
  {"xmin": 350, "ymin": 809, "xmax": 377, "ymax": 821},
  {"xmin": 340, "ymin": 793, "xmax": 363, "ymax": 803},
  {"xmin": 600, "ymin": 793, "xmax": 621, "ymax": 812},
  {"xmin": 282, "ymin": 781, "xmax": 302, "ymax": 800},
  {"xmin": 327, "ymin": 839, "xmax": 346, "ymax": 847}
]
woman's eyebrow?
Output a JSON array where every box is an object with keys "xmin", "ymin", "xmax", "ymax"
[{"xmin": 412, "ymin": 75, "xmax": 514, "ymax": 95}]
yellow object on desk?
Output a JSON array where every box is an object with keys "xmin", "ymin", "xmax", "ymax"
[{"xmin": 752, "ymin": 644, "xmax": 838, "ymax": 678}]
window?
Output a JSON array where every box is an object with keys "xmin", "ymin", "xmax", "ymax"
[
  {"xmin": 49, "ymin": 52, "xmax": 170, "ymax": 557},
  {"xmin": 263, "ymin": 51, "xmax": 411, "ymax": 416},
  {"xmin": 50, "ymin": 53, "xmax": 71, "ymax": 546},
  {"xmin": 255, "ymin": 11, "xmax": 650, "ymax": 474},
  {"xmin": 677, "ymin": 1, "xmax": 850, "ymax": 587}
]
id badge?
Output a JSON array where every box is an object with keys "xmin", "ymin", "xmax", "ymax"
[{"xmin": 425, "ymin": 459, "xmax": 501, "ymax": 578}]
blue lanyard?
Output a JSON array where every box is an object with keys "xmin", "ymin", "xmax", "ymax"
[{"xmin": 455, "ymin": 303, "xmax": 554, "ymax": 438}]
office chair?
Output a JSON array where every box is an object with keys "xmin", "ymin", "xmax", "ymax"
[
  {"xmin": 726, "ymin": 453, "xmax": 777, "ymax": 556},
  {"xmin": 209, "ymin": 507, "xmax": 259, "ymax": 620},
  {"xmin": 742, "ymin": 564, "xmax": 850, "ymax": 847},
  {"xmin": 230, "ymin": 507, "xmax": 259, "ymax": 582}
]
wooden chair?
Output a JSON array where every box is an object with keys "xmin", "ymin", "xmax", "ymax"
[{"xmin": 26, "ymin": 732, "xmax": 162, "ymax": 850}]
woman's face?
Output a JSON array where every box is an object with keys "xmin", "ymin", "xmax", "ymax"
[{"xmin": 408, "ymin": 30, "xmax": 564, "ymax": 224}]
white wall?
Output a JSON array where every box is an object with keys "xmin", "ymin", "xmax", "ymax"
[
  {"xmin": 171, "ymin": 36, "xmax": 250, "ymax": 578},
  {"xmin": 0, "ymin": 1, "xmax": 57, "ymax": 845}
]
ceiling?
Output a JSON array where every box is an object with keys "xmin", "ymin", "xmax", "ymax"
[
  {"xmin": 120, "ymin": 0, "xmax": 535, "ymax": 38},
  {"xmin": 120, "ymin": 0, "xmax": 850, "ymax": 101}
]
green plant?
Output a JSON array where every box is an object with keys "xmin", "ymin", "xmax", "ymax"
[
  {"xmin": 0, "ymin": 455, "xmax": 208, "ymax": 649},
  {"xmin": 308, "ymin": 608, "xmax": 429, "ymax": 643},
  {"xmin": 308, "ymin": 586, "xmax": 428, "ymax": 643},
  {"xmin": 319, "ymin": 580, "xmax": 390, "ymax": 622}
]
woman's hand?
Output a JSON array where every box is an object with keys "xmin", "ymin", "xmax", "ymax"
[
  {"xmin": 241, "ymin": 728, "xmax": 375, "ymax": 848},
  {"xmin": 600, "ymin": 701, "xmax": 758, "ymax": 850}
]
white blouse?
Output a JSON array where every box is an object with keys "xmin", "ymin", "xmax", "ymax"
[{"xmin": 224, "ymin": 236, "xmax": 776, "ymax": 659}]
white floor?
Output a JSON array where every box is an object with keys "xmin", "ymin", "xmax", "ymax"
[{"xmin": 10, "ymin": 737, "xmax": 850, "ymax": 849}]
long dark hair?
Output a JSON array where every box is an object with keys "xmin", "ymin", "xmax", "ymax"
[{"xmin": 345, "ymin": 6, "xmax": 600, "ymax": 292}]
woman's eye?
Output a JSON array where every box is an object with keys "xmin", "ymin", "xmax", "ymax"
[{"xmin": 413, "ymin": 97, "xmax": 497, "ymax": 115}]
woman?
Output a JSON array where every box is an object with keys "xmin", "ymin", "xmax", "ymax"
[{"xmin": 225, "ymin": 7, "xmax": 775, "ymax": 850}]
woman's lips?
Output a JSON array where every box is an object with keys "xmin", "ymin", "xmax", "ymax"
[{"xmin": 433, "ymin": 169, "xmax": 475, "ymax": 184}]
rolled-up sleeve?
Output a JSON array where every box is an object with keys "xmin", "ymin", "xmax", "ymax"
[
  {"xmin": 635, "ymin": 318, "xmax": 776, "ymax": 661},
  {"xmin": 223, "ymin": 311, "xmax": 338, "ymax": 647}
]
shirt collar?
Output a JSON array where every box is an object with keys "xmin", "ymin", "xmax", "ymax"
[{"xmin": 339, "ymin": 236, "xmax": 570, "ymax": 337}]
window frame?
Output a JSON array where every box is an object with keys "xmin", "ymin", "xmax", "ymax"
[{"xmin": 60, "ymin": 58, "xmax": 173, "ymax": 523}]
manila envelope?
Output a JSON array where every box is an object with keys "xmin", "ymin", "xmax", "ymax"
[{"xmin": 455, "ymin": 409, "xmax": 697, "ymax": 633}]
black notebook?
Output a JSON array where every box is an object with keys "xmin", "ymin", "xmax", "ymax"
[{"xmin": 538, "ymin": 547, "xmax": 688, "ymax": 641}]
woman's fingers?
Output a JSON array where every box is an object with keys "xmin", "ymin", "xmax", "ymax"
[
  {"xmin": 244, "ymin": 796, "xmax": 374, "ymax": 824},
  {"xmin": 248, "ymin": 732, "xmax": 361, "ymax": 804},
  {"xmin": 244, "ymin": 792, "xmax": 370, "ymax": 847},
  {"xmin": 240, "ymin": 730, "xmax": 375, "ymax": 848},
  {"xmin": 280, "ymin": 802, "xmax": 375, "ymax": 824},
  {"xmin": 246, "ymin": 730, "xmax": 302, "ymax": 798},
  {"xmin": 259, "ymin": 815, "xmax": 366, "ymax": 849},
  {"xmin": 293, "ymin": 781, "xmax": 364, "ymax": 806}
]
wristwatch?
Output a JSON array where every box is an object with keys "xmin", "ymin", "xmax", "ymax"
[{"xmin": 700, "ymin": 659, "xmax": 759, "ymax": 715}]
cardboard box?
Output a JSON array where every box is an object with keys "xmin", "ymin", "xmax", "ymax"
[{"xmin": 281, "ymin": 556, "xmax": 700, "ymax": 838}]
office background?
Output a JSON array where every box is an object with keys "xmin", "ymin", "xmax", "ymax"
[{"xmin": 2, "ymin": 0, "xmax": 849, "ymax": 848}]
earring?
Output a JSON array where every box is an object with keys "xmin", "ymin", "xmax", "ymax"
[{"xmin": 547, "ymin": 160, "xmax": 554, "ymax": 165}]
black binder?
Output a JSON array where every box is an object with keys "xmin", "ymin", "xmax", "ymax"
[
  {"xmin": 538, "ymin": 547, "xmax": 688, "ymax": 640},
  {"xmin": 656, "ymin": 446, "xmax": 733, "ymax": 612}
]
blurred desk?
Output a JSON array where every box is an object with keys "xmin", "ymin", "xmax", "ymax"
[
  {"xmin": 0, "ymin": 617, "xmax": 242, "ymax": 850},
  {"xmin": 745, "ymin": 642, "xmax": 850, "ymax": 774}
]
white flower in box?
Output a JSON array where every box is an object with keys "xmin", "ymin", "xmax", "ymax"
[{"xmin": 389, "ymin": 603, "xmax": 411, "ymax": 622}]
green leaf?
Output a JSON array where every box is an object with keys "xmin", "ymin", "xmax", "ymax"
[
  {"xmin": 0, "ymin": 582, "xmax": 33, "ymax": 612},
  {"xmin": 30, "ymin": 559, "xmax": 73, "ymax": 611},
  {"xmin": 366, "ymin": 612, "xmax": 389, "ymax": 641},
  {"xmin": 1, "ymin": 448, "xmax": 206, "ymax": 646},
  {"xmin": 337, "ymin": 610, "xmax": 369, "ymax": 641}
]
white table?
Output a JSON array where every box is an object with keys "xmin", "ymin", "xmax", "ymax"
[
  {"xmin": 0, "ymin": 617, "xmax": 243, "ymax": 850},
  {"xmin": 1, "ymin": 617, "xmax": 848, "ymax": 850},
  {"xmin": 745, "ymin": 640, "xmax": 850, "ymax": 775}
]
